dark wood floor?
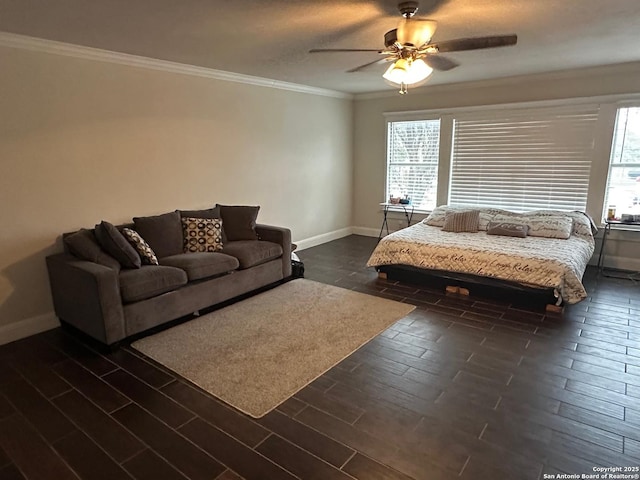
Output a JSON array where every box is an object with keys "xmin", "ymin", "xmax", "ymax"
[{"xmin": 2, "ymin": 234, "xmax": 640, "ymax": 480}]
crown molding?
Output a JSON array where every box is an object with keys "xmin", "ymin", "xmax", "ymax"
[{"xmin": 0, "ymin": 31, "xmax": 353, "ymax": 100}]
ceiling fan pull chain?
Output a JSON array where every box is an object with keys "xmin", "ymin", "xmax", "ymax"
[{"xmin": 399, "ymin": 82, "xmax": 408, "ymax": 95}]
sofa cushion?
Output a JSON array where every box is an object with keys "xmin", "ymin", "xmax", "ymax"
[
  {"xmin": 133, "ymin": 211, "xmax": 183, "ymax": 258},
  {"xmin": 178, "ymin": 206, "xmax": 221, "ymax": 220},
  {"xmin": 122, "ymin": 228, "xmax": 159, "ymax": 265},
  {"xmin": 216, "ymin": 204, "xmax": 260, "ymax": 241},
  {"xmin": 95, "ymin": 221, "xmax": 141, "ymax": 269},
  {"xmin": 64, "ymin": 229, "xmax": 121, "ymax": 271},
  {"xmin": 222, "ymin": 240, "xmax": 283, "ymax": 269},
  {"xmin": 159, "ymin": 252, "xmax": 239, "ymax": 281},
  {"xmin": 119, "ymin": 265, "xmax": 187, "ymax": 303},
  {"xmin": 181, "ymin": 217, "xmax": 224, "ymax": 253}
]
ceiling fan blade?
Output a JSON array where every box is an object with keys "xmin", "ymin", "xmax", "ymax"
[
  {"xmin": 422, "ymin": 55, "xmax": 459, "ymax": 71},
  {"xmin": 429, "ymin": 34, "xmax": 517, "ymax": 53},
  {"xmin": 309, "ymin": 48, "xmax": 382, "ymax": 53},
  {"xmin": 347, "ymin": 58, "xmax": 390, "ymax": 73}
]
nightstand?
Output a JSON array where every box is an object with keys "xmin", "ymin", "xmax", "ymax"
[
  {"xmin": 378, "ymin": 202, "xmax": 415, "ymax": 240},
  {"xmin": 597, "ymin": 219, "xmax": 640, "ymax": 280}
]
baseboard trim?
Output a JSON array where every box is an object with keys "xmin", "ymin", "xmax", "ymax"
[
  {"xmin": 0, "ymin": 312, "xmax": 60, "ymax": 345},
  {"xmin": 295, "ymin": 227, "xmax": 354, "ymax": 251},
  {"xmin": 352, "ymin": 227, "xmax": 380, "ymax": 237},
  {"xmin": 595, "ymin": 255, "xmax": 640, "ymax": 273}
]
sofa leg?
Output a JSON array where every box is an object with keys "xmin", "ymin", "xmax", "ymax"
[{"xmin": 378, "ymin": 271, "xmax": 388, "ymax": 280}]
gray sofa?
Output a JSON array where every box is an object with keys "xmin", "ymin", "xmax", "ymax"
[{"xmin": 46, "ymin": 206, "xmax": 292, "ymax": 347}]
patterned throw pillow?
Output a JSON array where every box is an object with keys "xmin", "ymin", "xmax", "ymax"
[
  {"xmin": 181, "ymin": 217, "xmax": 223, "ymax": 253},
  {"xmin": 442, "ymin": 210, "xmax": 480, "ymax": 233},
  {"xmin": 493, "ymin": 213, "xmax": 573, "ymax": 239},
  {"xmin": 486, "ymin": 221, "xmax": 529, "ymax": 238},
  {"xmin": 122, "ymin": 228, "xmax": 159, "ymax": 265}
]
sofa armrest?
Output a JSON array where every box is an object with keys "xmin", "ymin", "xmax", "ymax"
[
  {"xmin": 46, "ymin": 253, "xmax": 126, "ymax": 345},
  {"xmin": 255, "ymin": 224, "xmax": 292, "ymax": 278}
]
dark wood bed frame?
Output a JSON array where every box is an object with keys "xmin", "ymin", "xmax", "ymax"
[{"xmin": 377, "ymin": 264, "xmax": 564, "ymax": 313}]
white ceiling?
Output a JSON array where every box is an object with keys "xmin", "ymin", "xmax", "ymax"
[{"xmin": 1, "ymin": 0, "xmax": 640, "ymax": 94}]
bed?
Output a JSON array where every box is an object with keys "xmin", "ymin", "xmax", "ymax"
[{"xmin": 367, "ymin": 207, "xmax": 597, "ymax": 306}]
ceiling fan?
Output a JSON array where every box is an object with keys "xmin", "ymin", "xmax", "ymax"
[{"xmin": 309, "ymin": 1, "xmax": 517, "ymax": 94}]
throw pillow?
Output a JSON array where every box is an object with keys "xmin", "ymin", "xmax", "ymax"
[
  {"xmin": 216, "ymin": 204, "xmax": 260, "ymax": 241},
  {"xmin": 133, "ymin": 211, "xmax": 183, "ymax": 259},
  {"xmin": 94, "ymin": 221, "xmax": 141, "ymax": 269},
  {"xmin": 487, "ymin": 221, "xmax": 529, "ymax": 238},
  {"xmin": 64, "ymin": 229, "xmax": 121, "ymax": 271},
  {"xmin": 442, "ymin": 210, "xmax": 480, "ymax": 233},
  {"xmin": 122, "ymin": 228, "xmax": 159, "ymax": 265},
  {"xmin": 178, "ymin": 206, "xmax": 226, "ymax": 242},
  {"xmin": 181, "ymin": 217, "xmax": 224, "ymax": 252}
]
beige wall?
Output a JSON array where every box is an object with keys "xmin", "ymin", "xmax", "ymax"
[
  {"xmin": 353, "ymin": 63, "xmax": 640, "ymax": 269},
  {"xmin": 0, "ymin": 45, "xmax": 353, "ymax": 340},
  {"xmin": 3, "ymin": 40, "xmax": 640, "ymax": 342}
]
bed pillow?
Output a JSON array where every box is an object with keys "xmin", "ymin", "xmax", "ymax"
[
  {"xmin": 523, "ymin": 214, "xmax": 573, "ymax": 239},
  {"xmin": 478, "ymin": 212, "xmax": 494, "ymax": 231},
  {"xmin": 442, "ymin": 210, "xmax": 480, "ymax": 233},
  {"xmin": 487, "ymin": 221, "xmax": 529, "ymax": 238},
  {"xmin": 424, "ymin": 206, "xmax": 450, "ymax": 227},
  {"xmin": 570, "ymin": 211, "xmax": 598, "ymax": 238},
  {"xmin": 424, "ymin": 206, "xmax": 478, "ymax": 227}
]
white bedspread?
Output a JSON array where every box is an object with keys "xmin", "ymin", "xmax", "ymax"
[{"xmin": 367, "ymin": 220, "xmax": 595, "ymax": 304}]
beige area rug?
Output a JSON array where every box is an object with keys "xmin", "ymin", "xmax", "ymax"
[{"xmin": 132, "ymin": 279, "xmax": 415, "ymax": 418}]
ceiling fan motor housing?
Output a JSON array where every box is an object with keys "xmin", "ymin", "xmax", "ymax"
[{"xmin": 398, "ymin": 1, "xmax": 419, "ymax": 17}]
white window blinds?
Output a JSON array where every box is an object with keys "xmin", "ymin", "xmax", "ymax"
[
  {"xmin": 386, "ymin": 119, "xmax": 440, "ymax": 210},
  {"xmin": 449, "ymin": 104, "xmax": 600, "ymax": 212}
]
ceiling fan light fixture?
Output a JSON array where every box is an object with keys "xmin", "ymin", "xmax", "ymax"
[
  {"xmin": 396, "ymin": 18, "xmax": 437, "ymax": 47},
  {"xmin": 383, "ymin": 58, "xmax": 433, "ymax": 86}
]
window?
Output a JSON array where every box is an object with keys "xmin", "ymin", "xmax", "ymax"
[
  {"xmin": 604, "ymin": 106, "xmax": 640, "ymax": 220},
  {"xmin": 449, "ymin": 105, "xmax": 599, "ymax": 212},
  {"xmin": 386, "ymin": 119, "xmax": 440, "ymax": 210}
]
